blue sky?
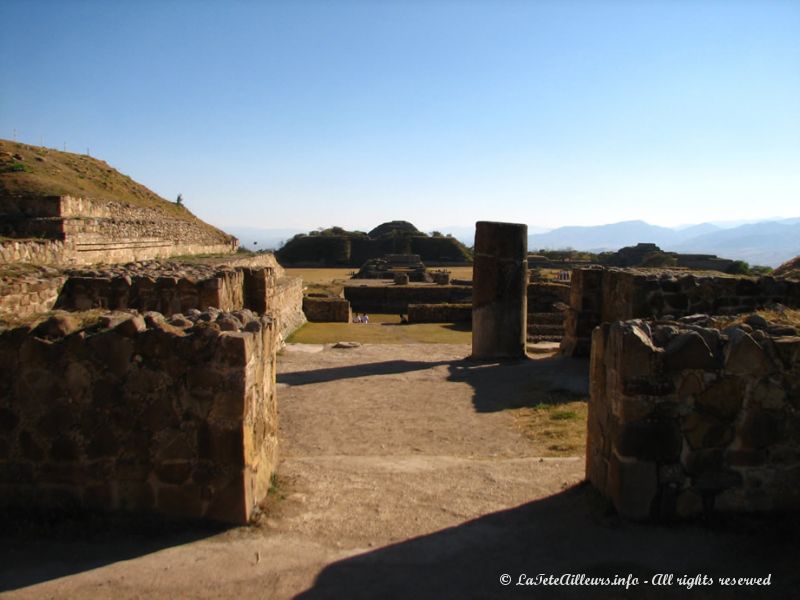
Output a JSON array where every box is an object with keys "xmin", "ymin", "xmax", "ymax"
[{"xmin": 1, "ymin": 0, "xmax": 798, "ymax": 232}]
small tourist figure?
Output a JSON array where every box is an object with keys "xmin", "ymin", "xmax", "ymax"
[{"xmin": 363, "ymin": 314, "xmax": 369, "ymax": 324}]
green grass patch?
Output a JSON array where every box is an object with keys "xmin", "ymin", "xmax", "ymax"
[
  {"xmin": 287, "ymin": 313, "xmax": 471, "ymax": 345},
  {"xmin": 512, "ymin": 399, "xmax": 587, "ymax": 457}
]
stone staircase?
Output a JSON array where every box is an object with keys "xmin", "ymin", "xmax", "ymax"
[{"xmin": 527, "ymin": 311, "xmax": 566, "ymax": 343}]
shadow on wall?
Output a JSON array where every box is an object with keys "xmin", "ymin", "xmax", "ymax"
[
  {"xmin": 0, "ymin": 513, "xmax": 227, "ymax": 592},
  {"xmin": 296, "ymin": 484, "xmax": 799, "ymax": 600},
  {"xmin": 278, "ymin": 354, "xmax": 590, "ymax": 414}
]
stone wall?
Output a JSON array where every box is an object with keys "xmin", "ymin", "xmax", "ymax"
[
  {"xmin": 48, "ymin": 255, "xmax": 305, "ymax": 340},
  {"xmin": 0, "ymin": 239, "xmax": 74, "ymax": 265},
  {"xmin": 344, "ymin": 285, "xmax": 472, "ymax": 313},
  {"xmin": 267, "ymin": 277, "xmax": 307, "ymax": 339},
  {"xmin": 562, "ymin": 268, "xmax": 800, "ymax": 356},
  {"xmin": 0, "ymin": 194, "xmax": 238, "ymax": 265},
  {"xmin": 587, "ymin": 317, "xmax": 800, "ymax": 520},
  {"xmin": 0, "ymin": 237, "xmax": 237, "ymax": 267},
  {"xmin": 0, "ymin": 309, "xmax": 280, "ymax": 524},
  {"xmin": 56, "ymin": 270, "xmax": 245, "ymax": 315},
  {"xmin": 0, "ymin": 267, "xmax": 66, "ymax": 321},
  {"xmin": 56, "ymin": 270, "xmax": 244, "ymax": 315},
  {"xmin": 527, "ymin": 281, "xmax": 570, "ymax": 313},
  {"xmin": 407, "ymin": 303, "xmax": 471, "ymax": 323},
  {"xmin": 303, "ymin": 297, "xmax": 352, "ymax": 323}
]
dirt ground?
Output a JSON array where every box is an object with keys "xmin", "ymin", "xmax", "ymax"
[{"xmin": 2, "ymin": 344, "xmax": 798, "ymax": 599}]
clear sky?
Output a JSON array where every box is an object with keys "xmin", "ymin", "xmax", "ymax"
[{"xmin": 1, "ymin": 0, "xmax": 798, "ymax": 232}]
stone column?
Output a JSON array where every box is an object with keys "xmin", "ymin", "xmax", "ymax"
[{"xmin": 472, "ymin": 221, "xmax": 528, "ymax": 359}]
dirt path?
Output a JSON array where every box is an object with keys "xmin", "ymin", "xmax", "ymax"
[{"xmin": 2, "ymin": 344, "xmax": 797, "ymax": 599}]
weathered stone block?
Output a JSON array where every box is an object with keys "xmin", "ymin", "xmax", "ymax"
[
  {"xmin": 740, "ymin": 409, "xmax": 785, "ymax": 449},
  {"xmin": 695, "ymin": 377, "xmax": 744, "ymax": 420},
  {"xmin": 725, "ymin": 331, "xmax": 771, "ymax": 376},
  {"xmin": 118, "ymin": 480, "xmax": 155, "ymax": 511},
  {"xmin": 726, "ymin": 448, "xmax": 767, "ymax": 467},
  {"xmin": 682, "ymin": 411, "xmax": 733, "ymax": 449},
  {"xmin": 472, "ymin": 221, "xmax": 527, "ymax": 359},
  {"xmin": 49, "ymin": 436, "xmax": 81, "ymax": 462},
  {"xmin": 155, "ymin": 461, "xmax": 192, "ymax": 485},
  {"xmin": 617, "ymin": 419, "xmax": 682, "ymax": 461},
  {"xmin": 157, "ymin": 484, "xmax": 204, "ymax": 518},
  {"xmin": 663, "ymin": 331, "xmax": 717, "ymax": 372},
  {"xmin": 607, "ymin": 455, "xmax": 657, "ymax": 520},
  {"xmin": 0, "ymin": 408, "xmax": 20, "ymax": 433}
]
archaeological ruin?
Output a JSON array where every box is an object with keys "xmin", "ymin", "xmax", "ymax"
[
  {"xmin": 2, "ymin": 139, "xmax": 799, "ymax": 531},
  {"xmin": 1, "ymin": 140, "xmax": 305, "ymax": 524},
  {"xmin": 276, "ymin": 221, "xmax": 472, "ymax": 267},
  {"xmin": 588, "ymin": 315, "xmax": 800, "ymax": 520},
  {"xmin": 472, "ymin": 221, "xmax": 528, "ymax": 359}
]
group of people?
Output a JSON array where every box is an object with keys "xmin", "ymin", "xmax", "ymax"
[{"xmin": 353, "ymin": 313, "xmax": 370, "ymax": 324}]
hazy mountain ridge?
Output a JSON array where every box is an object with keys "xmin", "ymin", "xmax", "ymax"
[
  {"xmin": 228, "ymin": 218, "xmax": 798, "ymax": 268},
  {"xmin": 529, "ymin": 219, "xmax": 800, "ymax": 267}
]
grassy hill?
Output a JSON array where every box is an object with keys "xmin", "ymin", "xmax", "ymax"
[{"xmin": 0, "ymin": 139, "xmax": 234, "ymax": 242}]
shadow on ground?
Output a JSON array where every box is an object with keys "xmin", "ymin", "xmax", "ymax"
[
  {"xmin": 0, "ymin": 513, "xmax": 227, "ymax": 592},
  {"xmin": 278, "ymin": 359, "xmax": 455, "ymax": 386},
  {"xmin": 296, "ymin": 483, "xmax": 798, "ymax": 600},
  {"xmin": 279, "ymin": 353, "xmax": 590, "ymax": 414},
  {"xmin": 448, "ymin": 355, "xmax": 590, "ymax": 413}
]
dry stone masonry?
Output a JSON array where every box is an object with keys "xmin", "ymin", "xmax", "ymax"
[
  {"xmin": 407, "ymin": 303, "xmax": 471, "ymax": 323},
  {"xmin": 344, "ymin": 284, "xmax": 471, "ymax": 314},
  {"xmin": 302, "ymin": 297, "xmax": 352, "ymax": 323},
  {"xmin": 0, "ymin": 265, "xmax": 67, "ymax": 321},
  {"xmin": 0, "ymin": 308, "xmax": 280, "ymax": 524},
  {"xmin": 587, "ymin": 315, "xmax": 800, "ymax": 520},
  {"xmin": 562, "ymin": 268, "xmax": 800, "ymax": 356},
  {"xmin": 1, "ymin": 254, "xmax": 306, "ymax": 342},
  {"xmin": 0, "ymin": 195, "xmax": 238, "ymax": 266}
]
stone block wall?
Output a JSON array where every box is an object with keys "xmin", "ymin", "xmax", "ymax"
[
  {"xmin": 0, "ymin": 239, "xmax": 74, "ymax": 265},
  {"xmin": 0, "ymin": 268, "xmax": 66, "ymax": 321},
  {"xmin": 587, "ymin": 317, "xmax": 800, "ymax": 520},
  {"xmin": 407, "ymin": 303, "xmax": 471, "ymax": 323},
  {"xmin": 268, "ymin": 277, "xmax": 307, "ymax": 339},
  {"xmin": 56, "ymin": 270, "xmax": 245, "ymax": 315},
  {"xmin": 1, "ymin": 194, "xmax": 238, "ymax": 265},
  {"xmin": 46, "ymin": 255, "xmax": 306, "ymax": 340},
  {"xmin": 0, "ymin": 310, "xmax": 279, "ymax": 524},
  {"xmin": 562, "ymin": 268, "xmax": 800, "ymax": 356},
  {"xmin": 344, "ymin": 284, "xmax": 472, "ymax": 313},
  {"xmin": 303, "ymin": 297, "xmax": 352, "ymax": 322}
]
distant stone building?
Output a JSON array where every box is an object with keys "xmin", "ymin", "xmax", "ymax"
[{"xmin": 354, "ymin": 253, "xmax": 429, "ymax": 282}]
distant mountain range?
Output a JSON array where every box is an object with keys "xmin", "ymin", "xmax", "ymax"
[
  {"xmin": 528, "ymin": 219, "xmax": 800, "ymax": 268},
  {"xmin": 227, "ymin": 218, "xmax": 799, "ymax": 268}
]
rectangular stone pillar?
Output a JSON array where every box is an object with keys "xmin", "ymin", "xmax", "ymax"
[{"xmin": 472, "ymin": 221, "xmax": 528, "ymax": 359}]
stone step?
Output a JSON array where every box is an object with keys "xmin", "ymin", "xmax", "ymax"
[
  {"xmin": 527, "ymin": 323, "xmax": 565, "ymax": 335},
  {"xmin": 527, "ymin": 312, "xmax": 565, "ymax": 325},
  {"xmin": 527, "ymin": 334, "xmax": 563, "ymax": 343}
]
